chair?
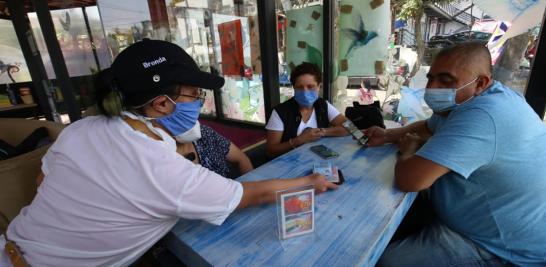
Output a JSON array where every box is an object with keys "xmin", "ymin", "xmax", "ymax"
[
  {"xmin": 0, "ymin": 118, "xmax": 64, "ymax": 223},
  {"xmin": 243, "ymin": 140, "xmax": 268, "ymax": 168}
]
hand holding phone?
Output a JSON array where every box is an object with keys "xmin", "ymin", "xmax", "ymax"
[
  {"xmin": 342, "ymin": 120, "xmax": 369, "ymax": 146},
  {"xmin": 313, "ymin": 162, "xmax": 344, "ymax": 185},
  {"xmin": 336, "ymin": 169, "xmax": 345, "ymax": 185}
]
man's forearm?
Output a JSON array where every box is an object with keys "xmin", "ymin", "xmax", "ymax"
[{"xmin": 386, "ymin": 120, "xmax": 430, "ymax": 143}]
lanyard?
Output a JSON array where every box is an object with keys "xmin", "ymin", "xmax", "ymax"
[{"xmin": 1, "ymin": 213, "xmax": 28, "ymax": 267}]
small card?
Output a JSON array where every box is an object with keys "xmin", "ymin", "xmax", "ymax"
[
  {"xmin": 289, "ymin": 62, "xmax": 296, "ymax": 71},
  {"xmin": 277, "ymin": 188, "xmax": 315, "ymax": 240},
  {"xmin": 370, "ymin": 0, "xmax": 384, "ymax": 9},
  {"xmin": 375, "ymin": 60, "xmax": 385, "ymax": 75},
  {"xmin": 340, "ymin": 5, "xmax": 353, "ymax": 14},
  {"xmin": 340, "ymin": 59, "xmax": 349, "ymax": 72},
  {"xmin": 311, "ymin": 10, "xmax": 321, "ymax": 20},
  {"xmin": 313, "ymin": 162, "xmax": 339, "ymax": 184},
  {"xmin": 289, "ymin": 20, "xmax": 297, "ymax": 28}
]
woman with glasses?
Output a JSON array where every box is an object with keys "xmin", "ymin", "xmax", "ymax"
[
  {"xmin": 265, "ymin": 63, "xmax": 349, "ymax": 158},
  {"xmin": 2, "ymin": 40, "xmax": 337, "ymax": 267},
  {"xmin": 174, "ymin": 87, "xmax": 254, "ymax": 178}
]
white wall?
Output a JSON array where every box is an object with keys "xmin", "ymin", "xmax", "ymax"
[{"xmin": 442, "ymin": 21, "xmax": 467, "ymax": 35}]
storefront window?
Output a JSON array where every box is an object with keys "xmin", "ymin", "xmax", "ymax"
[
  {"xmin": 28, "ymin": 7, "xmax": 109, "ymax": 78},
  {"xmin": 330, "ymin": 1, "xmax": 545, "ymax": 127},
  {"xmin": 98, "ymin": 0, "xmax": 167, "ymax": 59},
  {"xmin": 331, "ymin": 0, "xmax": 393, "ymax": 121},
  {"xmin": 84, "ymin": 7, "xmax": 113, "ymax": 70},
  {"xmin": 165, "ymin": 0, "xmax": 265, "ymax": 122},
  {"xmin": 490, "ymin": 24, "xmax": 541, "ymax": 94},
  {"xmin": 0, "ymin": 19, "xmax": 31, "ymax": 84},
  {"xmin": 276, "ymin": 1, "xmax": 323, "ymax": 103}
]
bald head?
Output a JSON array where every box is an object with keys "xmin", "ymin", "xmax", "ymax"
[
  {"xmin": 427, "ymin": 41, "xmax": 494, "ymax": 108},
  {"xmin": 434, "ymin": 41, "xmax": 492, "ymax": 77}
]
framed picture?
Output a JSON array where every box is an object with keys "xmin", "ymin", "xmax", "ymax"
[{"xmin": 277, "ymin": 187, "xmax": 315, "ymax": 239}]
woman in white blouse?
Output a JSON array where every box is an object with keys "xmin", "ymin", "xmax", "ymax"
[{"xmin": 265, "ymin": 63, "xmax": 348, "ymax": 158}]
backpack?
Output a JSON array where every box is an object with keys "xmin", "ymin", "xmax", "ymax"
[{"xmin": 344, "ymin": 101, "xmax": 385, "ymax": 130}]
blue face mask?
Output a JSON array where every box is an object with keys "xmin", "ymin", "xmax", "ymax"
[
  {"xmin": 294, "ymin": 89, "xmax": 318, "ymax": 107},
  {"xmin": 155, "ymin": 98, "xmax": 201, "ymax": 137},
  {"xmin": 424, "ymin": 77, "xmax": 478, "ymax": 113}
]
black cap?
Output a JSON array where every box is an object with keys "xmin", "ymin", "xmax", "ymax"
[{"xmin": 109, "ymin": 39, "xmax": 224, "ymax": 107}]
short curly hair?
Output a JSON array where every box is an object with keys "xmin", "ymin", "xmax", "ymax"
[{"xmin": 290, "ymin": 62, "xmax": 322, "ymax": 86}]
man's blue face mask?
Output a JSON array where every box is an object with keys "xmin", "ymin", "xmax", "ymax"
[
  {"xmin": 294, "ymin": 89, "xmax": 318, "ymax": 107},
  {"xmin": 424, "ymin": 77, "xmax": 478, "ymax": 113},
  {"xmin": 155, "ymin": 97, "xmax": 201, "ymax": 137}
]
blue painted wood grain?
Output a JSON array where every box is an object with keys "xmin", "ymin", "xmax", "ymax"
[{"xmin": 166, "ymin": 136, "xmax": 416, "ymax": 267}]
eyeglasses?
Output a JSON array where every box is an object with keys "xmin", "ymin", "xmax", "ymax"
[{"xmin": 177, "ymin": 88, "xmax": 206, "ymax": 106}]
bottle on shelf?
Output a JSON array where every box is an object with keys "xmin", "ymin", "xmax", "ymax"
[{"xmin": 6, "ymin": 84, "xmax": 17, "ymax": 106}]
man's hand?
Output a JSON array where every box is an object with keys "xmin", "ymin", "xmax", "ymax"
[
  {"xmin": 295, "ymin": 128, "xmax": 323, "ymax": 144},
  {"xmin": 363, "ymin": 126, "xmax": 388, "ymax": 147},
  {"xmin": 397, "ymin": 133, "xmax": 425, "ymax": 156},
  {"xmin": 305, "ymin": 173, "xmax": 338, "ymax": 193}
]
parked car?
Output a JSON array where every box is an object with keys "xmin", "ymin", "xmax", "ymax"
[
  {"xmin": 428, "ymin": 34, "xmax": 452, "ymax": 48},
  {"xmin": 450, "ymin": 31, "xmax": 491, "ymax": 44},
  {"xmin": 427, "ymin": 31, "xmax": 492, "ymax": 48}
]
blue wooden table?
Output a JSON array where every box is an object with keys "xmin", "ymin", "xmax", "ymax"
[{"xmin": 165, "ymin": 136, "xmax": 416, "ymax": 267}]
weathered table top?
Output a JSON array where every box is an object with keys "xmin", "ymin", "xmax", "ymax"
[{"xmin": 166, "ymin": 136, "xmax": 416, "ymax": 267}]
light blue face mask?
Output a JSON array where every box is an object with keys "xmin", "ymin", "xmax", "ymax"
[
  {"xmin": 424, "ymin": 77, "xmax": 478, "ymax": 113},
  {"xmin": 155, "ymin": 97, "xmax": 201, "ymax": 138},
  {"xmin": 294, "ymin": 89, "xmax": 319, "ymax": 107}
]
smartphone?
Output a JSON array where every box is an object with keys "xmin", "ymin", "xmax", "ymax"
[
  {"xmin": 310, "ymin": 145, "xmax": 339, "ymax": 159},
  {"xmin": 313, "ymin": 162, "xmax": 341, "ymax": 184},
  {"xmin": 336, "ymin": 169, "xmax": 345, "ymax": 185},
  {"xmin": 342, "ymin": 120, "xmax": 369, "ymax": 146}
]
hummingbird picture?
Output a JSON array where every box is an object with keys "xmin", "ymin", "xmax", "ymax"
[{"xmin": 342, "ymin": 12, "xmax": 378, "ymax": 58}]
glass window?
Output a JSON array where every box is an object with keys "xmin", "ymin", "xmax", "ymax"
[
  {"xmin": 24, "ymin": 5, "xmax": 114, "ymax": 122},
  {"xmin": 84, "ymin": 6, "xmax": 114, "ymax": 70},
  {"xmin": 98, "ymin": 0, "xmax": 219, "ymax": 116},
  {"xmin": 98, "ymin": 0, "xmax": 167, "ymax": 58},
  {"xmin": 276, "ymin": 1, "xmax": 323, "ymax": 103},
  {"xmin": 164, "ymin": 0, "xmax": 265, "ymax": 123},
  {"xmin": 330, "ymin": 1, "xmax": 545, "ymax": 127},
  {"xmin": 331, "ymin": 0, "xmax": 392, "ymax": 120},
  {"xmin": 0, "ymin": 19, "xmax": 32, "ymax": 84},
  {"xmin": 492, "ymin": 24, "xmax": 542, "ymax": 94},
  {"xmin": 28, "ymin": 8, "xmax": 107, "ymax": 78}
]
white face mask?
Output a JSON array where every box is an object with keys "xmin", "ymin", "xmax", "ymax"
[{"xmin": 174, "ymin": 121, "xmax": 202, "ymax": 143}]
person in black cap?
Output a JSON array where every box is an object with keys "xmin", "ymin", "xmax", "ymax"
[
  {"xmin": 95, "ymin": 39, "xmax": 252, "ymax": 179},
  {"xmin": 2, "ymin": 40, "xmax": 337, "ymax": 267}
]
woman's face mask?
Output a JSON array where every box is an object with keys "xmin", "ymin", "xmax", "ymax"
[
  {"xmin": 175, "ymin": 121, "xmax": 201, "ymax": 143},
  {"xmin": 155, "ymin": 97, "xmax": 202, "ymax": 142},
  {"xmin": 294, "ymin": 89, "xmax": 319, "ymax": 107},
  {"xmin": 424, "ymin": 77, "xmax": 478, "ymax": 113}
]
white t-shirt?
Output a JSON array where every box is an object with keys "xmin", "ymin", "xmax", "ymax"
[
  {"xmin": 0, "ymin": 235, "xmax": 9, "ymax": 267},
  {"xmin": 5, "ymin": 116, "xmax": 242, "ymax": 267},
  {"xmin": 265, "ymin": 101, "xmax": 341, "ymax": 135}
]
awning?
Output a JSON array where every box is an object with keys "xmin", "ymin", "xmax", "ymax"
[{"xmin": 473, "ymin": 0, "xmax": 546, "ymax": 42}]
